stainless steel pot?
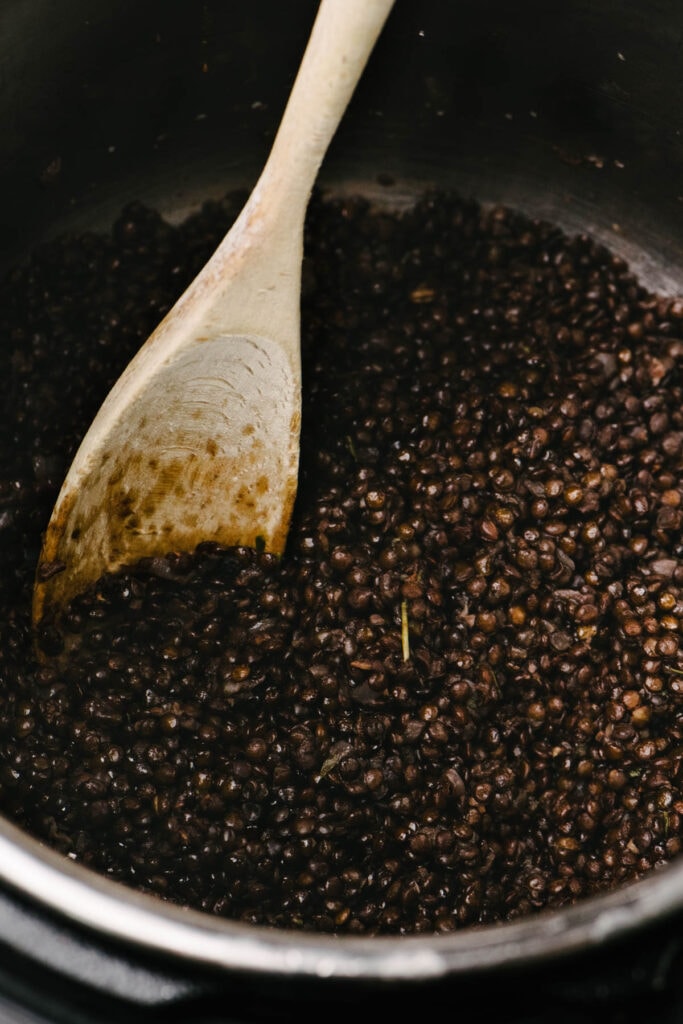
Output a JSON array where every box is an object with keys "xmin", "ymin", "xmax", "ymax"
[{"xmin": 2, "ymin": 0, "xmax": 683, "ymax": 1017}]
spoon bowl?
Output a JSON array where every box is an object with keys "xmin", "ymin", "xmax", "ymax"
[{"xmin": 33, "ymin": 0, "xmax": 395, "ymax": 629}]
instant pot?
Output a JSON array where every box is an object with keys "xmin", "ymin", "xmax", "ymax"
[{"xmin": 2, "ymin": 0, "xmax": 683, "ymax": 1020}]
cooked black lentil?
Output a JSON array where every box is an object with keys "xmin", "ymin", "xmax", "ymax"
[{"xmin": 1, "ymin": 189, "xmax": 683, "ymax": 935}]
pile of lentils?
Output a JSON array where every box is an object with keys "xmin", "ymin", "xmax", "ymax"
[{"xmin": 1, "ymin": 188, "xmax": 683, "ymax": 936}]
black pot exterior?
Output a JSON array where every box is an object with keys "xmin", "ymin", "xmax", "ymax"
[{"xmin": 1, "ymin": 0, "xmax": 683, "ymax": 1012}]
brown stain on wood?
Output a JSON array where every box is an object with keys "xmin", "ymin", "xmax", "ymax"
[{"xmin": 32, "ymin": 436, "xmax": 298, "ymax": 631}]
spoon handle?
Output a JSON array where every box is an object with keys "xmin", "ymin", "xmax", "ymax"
[
  {"xmin": 192, "ymin": 0, "xmax": 395, "ymax": 351},
  {"xmin": 255, "ymin": 0, "xmax": 395, "ymax": 212}
]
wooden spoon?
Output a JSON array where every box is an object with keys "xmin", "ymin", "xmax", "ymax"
[{"xmin": 33, "ymin": 0, "xmax": 395, "ymax": 629}]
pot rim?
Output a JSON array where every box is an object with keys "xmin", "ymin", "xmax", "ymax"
[{"xmin": 0, "ymin": 813, "xmax": 681, "ymax": 981}]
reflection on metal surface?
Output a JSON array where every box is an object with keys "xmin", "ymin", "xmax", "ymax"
[{"xmin": 0, "ymin": 812, "xmax": 682, "ymax": 980}]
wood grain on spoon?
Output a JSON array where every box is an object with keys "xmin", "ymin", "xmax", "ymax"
[{"xmin": 33, "ymin": 0, "xmax": 395, "ymax": 628}]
